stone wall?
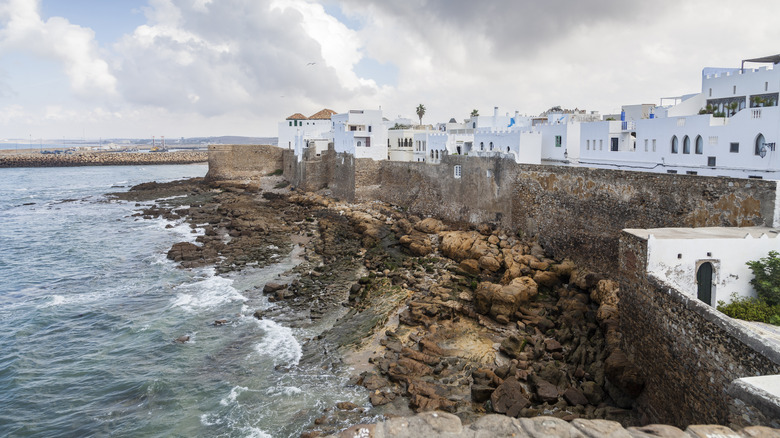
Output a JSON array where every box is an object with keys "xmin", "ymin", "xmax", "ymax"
[
  {"xmin": 618, "ymin": 231, "xmax": 780, "ymax": 428},
  {"xmin": 205, "ymin": 144, "xmax": 283, "ymax": 181},
  {"xmin": 337, "ymin": 155, "xmax": 778, "ymax": 274}
]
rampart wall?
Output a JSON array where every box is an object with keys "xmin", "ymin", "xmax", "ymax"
[
  {"xmin": 619, "ymin": 232, "xmax": 780, "ymax": 427},
  {"xmin": 205, "ymin": 144, "xmax": 283, "ymax": 181}
]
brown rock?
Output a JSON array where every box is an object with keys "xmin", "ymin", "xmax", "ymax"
[
  {"xmin": 262, "ymin": 282, "xmax": 287, "ymax": 294},
  {"xmin": 605, "ymin": 349, "xmax": 645, "ymax": 397},
  {"xmin": 167, "ymin": 241, "xmax": 201, "ymax": 262},
  {"xmin": 490, "ymin": 377, "xmax": 530, "ymax": 415},
  {"xmin": 563, "ymin": 387, "xmax": 589, "ymax": 406},
  {"xmin": 591, "ymin": 279, "xmax": 619, "ymax": 306},
  {"xmin": 479, "ymin": 255, "xmax": 502, "ymax": 272},
  {"xmin": 471, "ymin": 384, "xmax": 495, "ymax": 403},
  {"xmin": 500, "ymin": 335, "xmax": 528, "ymax": 359},
  {"xmin": 362, "ymin": 374, "xmax": 389, "ymax": 390},
  {"xmin": 581, "ymin": 381, "xmax": 604, "ymax": 405},
  {"xmin": 533, "ymin": 270, "xmax": 560, "ymax": 288},
  {"xmin": 415, "ymin": 217, "xmax": 448, "ymax": 233},
  {"xmin": 544, "ymin": 339, "xmax": 563, "ymax": 353},
  {"xmin": 532, "ymin": 378, "xmax": 559, "ymax": 403},
  {"xmin": 336, "ymin": 402, "xmax": 359, "ymax": 410},
  {"xmin": 369, "ymin": 390, "xmax": 396, "ymax": 406},
  {"xmin": 459, "ymin": 259, "xmax": 481, "ymax": 276}
]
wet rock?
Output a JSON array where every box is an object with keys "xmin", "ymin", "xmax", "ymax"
[
  {"xmin": 369, "ymin": 390, "xmax": 396, "ymax": 406},
  {"xmin": 253, "ymin": 310, "xmax": 265, "ymax": 319},
  {"xmin": 174, "ymin": 335, "xmax": 190, "ymax": 343},
  {"xmin": 499, "ymin": 335, "xmax": 527, "ymax": 359},
  {"xmin": 167, "ymin": 242, "xmax": 201, "ymax": 262},
  {"xmin": 336, "ymin": 402, "xmax": 359, "ymax": 411},
  {"xmin": 263, "ymin": 282, "xmax": 287, "ymax": 294},
  {"xmin": 362, "ymin": 374, "xmax": 389, "ymax": 390},
  {"xmin": 213, "ymin": 319, "xmax": 228, "ymax": 326}
]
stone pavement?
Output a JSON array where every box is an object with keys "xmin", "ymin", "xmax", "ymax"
[{"xmin": 327, "ymin": 412, "xmax": 780, "ymax": 438}]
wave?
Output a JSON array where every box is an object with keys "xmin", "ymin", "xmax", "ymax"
[
  {"xmin": 252, "ymin": 319, "xmax": 302, "ymax": 366},
  {"xmin": 171, "ymin": 274, "xmax": 247, "ymax": 313}
]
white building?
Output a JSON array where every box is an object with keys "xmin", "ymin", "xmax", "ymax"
[
  {"xmin": 332, "ymin": 109, "xmax": 389, "ymax": 161},
  {"xmin": 576, "ymin": 56, "xmax": 780, "ymax": 179},
  {"xmin": 625, "ymin": 227, "xmax": 780, "ymax": 306},
  {"xmin": 388, "ymin": 127, "xmax": 429, "ymax": 162},
  {"xmin": 278, "ymin": 109, "xmax": 336, "ymax": 155}
]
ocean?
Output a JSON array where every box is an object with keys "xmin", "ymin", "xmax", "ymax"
[{"xmin": 0, "ymin": 165, "xmax": 366, "ymax": 437}]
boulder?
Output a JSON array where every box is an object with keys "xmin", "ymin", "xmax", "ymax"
[
  {"xmin": 533, "ymin": 270, "xmax": 560, "ymax": 289},
  {"xmin": 581, "ymin": 381, "xmax": 605, "ymax": 405},
  {"xmin": 414, "ymin": 217, "xmax": 448, "ymax": 234},
  {"xmin": 336, "ymin": 402, "xmax": 359, "ymax": 410},
  {"xmin": 604, "ymin": 349, "xmax": 645, "ymax": 398},
  {"xmin": 499, "ymin": 335, "xmax": 527, "ymax": 359},
  {"xmin": 471, "ymin": 384, "xmax": 495, "ymax": 403},
  {"xmin": 167, "ymin": 242, "xmax": 201, "ymax": 262},
  {"xmin": 459, "ymin": 259, "xmax": 481, "ymax": 276},
  {"xmin": 591, "ymin": 279, "xmax": 619, "ymax": 306},
  {"xmin": 479, "ymin": 255, "xmax": 502, "ymax": 272},
  {"xmin": 439, "ymin": 231, "xmax": 482, "ymax": 262},
  {"xmin": 563, "ymin": 387, "xmax": 589, "ymax": 406},
  {"xmin": 570, "ymin": 269, "xmax": 603, "ymax": 291},
  {"xmin": 263, "ymin": 282, "xmax": 287, "ymax": 294},
  {"xmin": 531, "ymin": 378, "xmax": 559, "ymax": 403},
  {"xmin": 369, "ymin": 390, "xmax": 396, "ymax": 406},
  {"xmin": 490, "ymin": 377, "xmax": 530, "ymax": 416}
]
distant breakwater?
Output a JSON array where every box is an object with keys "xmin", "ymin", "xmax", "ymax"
[{"xmin": 0, "ymin": 151, "xmax": 208, "ymax": 168}]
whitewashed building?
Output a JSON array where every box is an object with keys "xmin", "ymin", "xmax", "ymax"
[
  {"xmin": 625, "ymin": 227, "xmax": 780, "ymax": 306},
  {"xmin": 388, "ymin": 127, "xmax": 429, "ymax": 162},
  {"xmin": 332, "ymin": 109, "xmax": 389, "ymax": 161},
  {"xmin": 576, "ymin": 56, "xmax": 780, "ymax": 179}
]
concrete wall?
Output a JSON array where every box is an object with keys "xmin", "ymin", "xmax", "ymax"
[
  {"xmin": 618, "ymin": 232, "xmax": 780, "ymax": 428},
  {"xmin": 205, "ymin": 144, "xmax": 283, "ymax": 181}
]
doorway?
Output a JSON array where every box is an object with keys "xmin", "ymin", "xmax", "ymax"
[{"xmin": 697, "ymin": 262, "xmax": 713, "ymax": 305}]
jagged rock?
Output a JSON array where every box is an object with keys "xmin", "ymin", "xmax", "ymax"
[
  {"xmin": 531, "ymin": 377, "xmax": 559, "ymax": 403},
  {"xmin": 533, "ymin": 270, "xmax": 560, "ymax": 288},
  {"xmin": 336, "ymin": 402, "xmax": 359, "ymax": 410},
  {"xmin": 167, "ymin": 242, "xmax": 201, "ymax": 262},
  {"xmin": 475, "ymin": 278, "xmax": 538, "ymax": 322},
  {"xmin": 478, "ymin": 255, "xmax": 502, "ymax": 272},
  {"xmin": 490, "ymin": 377, "xmax": 530, "ymax": 416},
  {"xmin": 263, "ymin": 282, "xmax": 287, "ymax": 294},
  {"xmin": 544, "ymin": 339, "xmax": 563, "ymax": 353},
  {"xmin": 400, "ymin": 232, "xmax": 433, "ymax": 256},
  {"xmin": 563, "ymin": 387, "xmax": 589, "ymax": 406},
  {"xmin": 439, "ymin": 231, "xmax": 485, "ymax": 261},
  {"xmin": 499, "ymin": 335, "xmax": 527, "ymax": 359},
  {"xmin": 570, "ymin": 269, "xmax": 603, "ymax": 291},
  {"xmin": 471, "ymin": 384, "xmax": 495, "ymax": 403},
  {"xmin": 458, "ymin": 259, "xmax": 480, "ymax": 276},
  {"xmin": 362, "ymin": 374, "xmax": 389, "ymax": 390},
  {"xmin": 369, "ymin": 390, "xmax": 396, "ymax": 406},
  {"xmin": 591, "ymin": 279, "xmax": 619, "ymax": 306},
  {"xmin": 605, "ymin": 349, "xmax": 645, "ymax": 398},
  {"xmin": 415, "ymin": 217, "xmax": 448, "ymax": 234},
  {"xmin": 581, "ymin": 381, "xmax": 605, "ymax": 405}
]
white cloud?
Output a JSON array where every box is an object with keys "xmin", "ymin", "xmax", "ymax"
[{"xmin": 0, "ymin": 0, "xmax": 117, "ymax": 99}]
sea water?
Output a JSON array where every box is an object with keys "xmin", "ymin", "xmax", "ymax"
[{"xmin": 0, "ymin": 165, "xmax": 365, "ymax": 437}]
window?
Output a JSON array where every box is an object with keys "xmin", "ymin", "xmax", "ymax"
[
  {"xmin": 733, "ymin": 85, "xmax": 737, "ymax": 95},
  {"xmin": 599, "ymin": 140, "xmax": 603, "ymax": 151},
  {"xmin": 755, "ymin": 133, "xmax": 766, "ymax": 155},
  {"xmin": 610, "ymin": 138, "xmax": 618, "ymax": 151},
  {"xmin": 686, "ymin": 171, "xmax": 698, "ymax": 175},
  {"xmin": 489, "ymin": 142, "xmax": 493, "ymax": 151},
  {"xmin": 289, "ymin": 121, "xmax": 292, "ymax": 126},
  {"xmin": 644, "ymin": 139, "xmax": 648, "ymax": 152},
  {"xmin": 586, "ymin": 140, "xmax": 590, "ymax": 150},
  {"xmin": 709, "ymin": 136, "xmax": 718, "ymax": 145},
  {"xmin": 709, "ymin": 88, "xmax": 712, "ymax": 97},
  {"xmin": 357, "ymin": 140, "xmax": 362, "ymax": 147},
  {"xmin": 368, "ymin": 126, "xmax": 372, "ymax": 132},
  {"xmin": 555, "ymin": 135, "xmax": 562, "ymax": 147},
  {"xmin": 766, "ymin": 82, "xmax": 769, "ymax": 92},
  {"xmin": 652, "ymin": 139, "xmax": 656, "ymax": 152},
  {"xmin": 480, "ymin": 142, "xmax": 484, "ymax": 151},
  {"xmin": 708, "ymin": 156, "xmax": 717, "ymax": 167},
  {"xmin": 729, "ymin": 142, "xmax": 739, "ymax": 153},
  {"xmin": 506, "ymin": 147, "xmax": 510, "ymax": 153},
  {"xmin": 695, "ymin": 136, "xmax": 703, "ymax": 154},
  {"xmin": 683, "ymin": 135, "xmax": 690, "ymax": 154},
  {"xmin": 454, "ymin": 165, "xmax": 461, "ymax": 178},
  {"xmin": 671, "ymin": 136, "xmax": 678, "ymax": 153},
  {"xmin": 667, "ymin": 170, "xmax": 678, "ymax": 174}
]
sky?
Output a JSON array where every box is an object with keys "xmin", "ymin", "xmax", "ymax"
[{"xmin": 2, "ymin": 0, "xmax": 780, "ymax": 140}]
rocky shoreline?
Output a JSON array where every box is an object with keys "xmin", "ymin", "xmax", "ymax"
[
  {"xmin": 110, "ymin": 175, "xmax": 673, "ymax": 436},
  {"xmin": 0, "ymin": 151, "xmax": 207, "ymax": 168}
]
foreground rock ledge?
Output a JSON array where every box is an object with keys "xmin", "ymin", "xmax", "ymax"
[{"xmin": 328, "ymin": 411, "xmax": 780, "ymax": 438}]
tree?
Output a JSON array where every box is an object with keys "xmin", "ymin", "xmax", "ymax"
[
  {"xmin": 416, "ymin": 104, "xmax": 426, "ymax": 126},
  {"xmin": 470, "ymin": 109, "xmax": 479, "ymax": 118},
  {"xmin": 747, "ymin": 251, "xmax": 780, "ymax": 306}
]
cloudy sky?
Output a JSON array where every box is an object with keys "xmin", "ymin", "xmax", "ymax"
[{"xmin": 2, "ymin": 0, "xmax": 780, "ymax": 140}]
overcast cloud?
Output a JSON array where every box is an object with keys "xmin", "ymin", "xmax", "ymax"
[{"xmin": 1, "ymin": 0, "xmax": 780, "ymax": 139}]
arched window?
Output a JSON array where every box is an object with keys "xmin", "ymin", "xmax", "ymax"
[
  {"xmin": 480, "ymin": 142, "xmax": 484, "ymax": 151},
  {"xmin": 507, "ymin": 147, "xmax": 510, "ymax": 153},
  {"xmin": 683, "ymin": 135, "xmax": 690, "ymax": 154},
  {"xmin": 489, "ymin": 142, "xmax": 494, "ymax": 151},
  {"xmin": 695, "ymin": 136, "xmax": 703, "ymax": 154},
  {"xmin": 357, "ymin": 141, "xmax": 362, "ymax": 147},
  {"xmin": 755, "ymin": 133, "xmax": 766, "ymax": 156},
  {"xmin": 671, "ymin": 136, "xmax": 678, "ymax": 153}
]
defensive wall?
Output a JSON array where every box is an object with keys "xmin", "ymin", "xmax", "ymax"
[
  {"xmin": 210, "ymin": 144, "xmax": 780, "ymax": 428},
  {"xmin": 205, "ymin": 144, "xmax": 283, "ymax": 181}
]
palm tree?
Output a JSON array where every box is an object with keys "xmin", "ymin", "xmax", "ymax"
[
  {"xmin": 416, "ymin": 104, "xmax": 426, "ymax": 126},
  {"xmin": 470, "ymin": 109, "xmax": 479, "ymax": 117}
]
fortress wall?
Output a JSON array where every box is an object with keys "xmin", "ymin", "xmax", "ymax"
[
  {"xmin": 205, "ymin": 144, "xmax": 283, "ymax": 181},
  {"xmin": 619, "ymin": 232, "xmax": 780, "ymax": 427}
]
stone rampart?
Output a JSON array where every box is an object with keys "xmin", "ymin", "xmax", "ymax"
[
  {"xmin": 205, "ymin": 144, "xmax": 283, "ymax": 181},
  {"xmin": 0, "ymin": 151, "xmax": 207, "ymax": 168},
  {"xmin": 619, "ymin": 232, "xmax": 780, "ymax": 428}
]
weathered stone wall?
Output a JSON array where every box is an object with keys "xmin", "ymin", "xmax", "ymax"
[
  {"xmin": 205, "ymin": 144, "xmax": 283, "ymax": 181},
  {"xmin": 511, "ymin": 166, "xmax": 778, "ymax": 274},
  {"xmin": 618, "ymin": 231, "xmax": 780, "ymax": 428}
]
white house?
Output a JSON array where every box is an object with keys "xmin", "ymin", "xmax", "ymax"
[
  {"xmin": 278, "ymin": 109, "xmax": 336, "ymax": 155},
  {"xmin": 625, "ymin": 227, "xmax": 780, "ymax": 306},
  {"xmin": 332, "ymin": 109, "xmax": 389, "ymax": 161},
  {"xmin": 575, "ymin": 56, "xmax": 780, "ymax": 179},
  {"xmin": 389, "ymin": 127, "xmax": 429, "ymax": 162}
]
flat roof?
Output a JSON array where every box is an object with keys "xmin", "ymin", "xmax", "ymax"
[{"xmin": 624, "ymin": 227, "xmax": 780, "ymax": 240}]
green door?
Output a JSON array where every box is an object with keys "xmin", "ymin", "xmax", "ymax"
[{"xmin": 697, "ymin": 262, "xmax": 713, "ymax": 305}]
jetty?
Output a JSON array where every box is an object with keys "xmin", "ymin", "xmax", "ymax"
[{"xmin": 0, "ymin": 151, "xmax": 207, "ymax": 168}]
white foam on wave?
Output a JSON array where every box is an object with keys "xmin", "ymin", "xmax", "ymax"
[
  {"xmin": 171, "ymin": 274, "xmax": 247, "ymax": 312},
  {"xmin": 199, "ymin": 413, "xmax": 225, "ymax": 427},
  {"xmin": 266, "ymin": 385, "xmax": 302, "ymax": 397},
  {"xmin": 252, "ymin": 319, "xmax": 302, "ymax": 366},
  {"xmin": 49, "ymin": 295, "xmax": 66, "ymax": 306},
  {"xmin": 241, "ymin": 426, "xmax": 273, "ymax": 438},
  {"xmin": 220, "ymin": 385, "xmax": 250, "ymax": 406}
]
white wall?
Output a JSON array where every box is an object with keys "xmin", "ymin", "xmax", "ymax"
[
  {"xmin": 332, "ymin": 110, "xmax": 388, "ymax": 160},
  {"xmin": 644, "ymin": 230, "xmax": 780, "ymax": 305},
  {"xmin": 278, "ymin": 119, "xmax": 332, "ymax": 150}
]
